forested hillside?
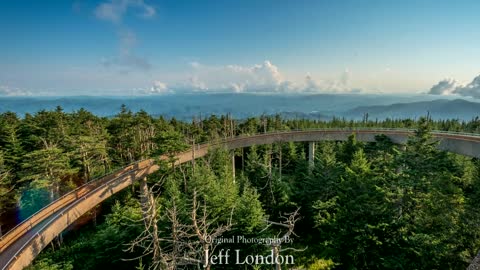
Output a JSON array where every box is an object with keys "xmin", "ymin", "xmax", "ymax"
[{"xmin": 1, "ymin": 106, "xmax": 480, "ymax": 269}]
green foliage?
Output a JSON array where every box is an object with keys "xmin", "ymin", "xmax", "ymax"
[
  {"xmin": 234, "ymin": 183, "xmax": 265, "ymax": 233},
  {"xmin": 30, "ymin": 194, "xmax": 144, "ymax": 270},
  {"xmin": 153, "ymin": 128, "xmax": 188, "ymax": 163},
  {"xmin": 0, "ymin": 151, "xmax": 17, "ymax": 217},
  {"xmin": 1, "ymin": 109, "xmax": 480, "ymax": 269},
  {"xmin": 307, "ymin": 258, "xmax": 335, "ymax": 270},
  {"xmin": 338, "ymin": 133, "xmax": 364, "ymax": 164},
  {"xmin": 21, "ymin": 146, "xmax": 77, "ymax": 188},
  {"xmin": 25, "ymin": 258, "xmax": 73, "ymax": 270},
  {"xmin": 307, "ymin": 119, "xmax": 479, "ymax": 269}
]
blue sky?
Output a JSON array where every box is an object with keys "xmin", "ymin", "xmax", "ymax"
[{"xmin": 1, "ymin": 0, "xmax": 479, "ymax": 96}]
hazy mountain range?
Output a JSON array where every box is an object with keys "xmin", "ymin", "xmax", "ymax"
[
  {"xmin": 0, "ymin": 94, "xmax": 479, "ymax": 121},
  {"xmin": 345, "ymin": 99, "xmax": 480, "ymax": 120}
]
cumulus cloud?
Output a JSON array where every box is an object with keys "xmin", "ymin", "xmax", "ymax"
[
  {"xmin": 148, "ymin": 81, "xmax": 170, "ymax": 94},
  {"xmin": 179, "ymin": 60, "xmax": 286, "ymax": 93},
  {"xmin": 94, "ymin": 0, "xmax": 155, "ymax": 23},
  {"xmin": 304, "ymin": 74, "xmax": 321, "ymax": 92},
  {"xmin": 187, "ymin": 76, "xmax": 208, "ymax": 91},
  {"xmin": 300, "ymin": 69, "xmax": 359, "ymax": 93},
  {"xmin": 148, "ymin": 61, "xmax": 361, "ymax": 94},
  {"xmin": 454, "ymin": 75, "xmax": 480, "ymax": 99},
  {"xmin": 137, "ymin": 81, "xmax": 170, "ymax": 95},
  {"xmin": 428, "ymin": 78, "xmax": 457, "ymax": 95},
  {"xmin": 429, "ymin": 74, "xmax": 480, "ymax": 99},
  {"xmin": 278, "ymin": 80, "xmax": 299, "ymax": 93},
  {"xmin": 0, "ymin": 85, "xmax": 31, "ymax": 96}
]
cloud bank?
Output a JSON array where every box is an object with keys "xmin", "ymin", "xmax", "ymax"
[
  {"xmin": 0, "ymin": 85, "xmax": 31, "ymax": 96},
  {"xmin": 146, "ymin": 61, "xmax": 360, "ymax": 95},
  {"xmin": 428, "ymin": 78, "xmax": 457, "ymax": 95},
  {"xmin": 148, "ymin": 80, "xmax": 170, "ymax": 94},
  {"xmin": 454, "ymin": 75, "xmax": 480, "ymax": 99},
  {"xmin": 429, "ymin": 74, "xmax": 480, "ymax": 98}
]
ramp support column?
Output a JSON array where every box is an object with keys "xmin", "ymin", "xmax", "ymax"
[
  {"xmin": 232, "ymin": 152, "xmax": 236, "ymax": 183},
  {"xmin": 308, "ymin": 141, "xmax": 315, "ymax": 169}
]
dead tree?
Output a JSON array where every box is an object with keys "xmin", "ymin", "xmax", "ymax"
[
  {"xmin": 146, "ymin": 190, "xmax": 233, "ymax": 270},
  {"xmin": 157, "ymin": 201, "xmax": 197, "ymax": 269},
  {"xmin": 126, "ymin": 177, "xmax": 165, "ymax": 269},
  {"xmin": 262, "ymin": 208, "xmax": 303, "ymax": 270},
  {"xmin": 126, "ymin": 185, "xmax": 234, "ymax": 270},
  {"xmin": 191, "ymin": 190, "xmax": 233, "ymax": 270}
]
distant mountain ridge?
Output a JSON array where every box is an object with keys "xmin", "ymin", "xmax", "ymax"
[
  {"xmin": 345, "ymin": 99, "xmax": 480, "ymax": 120},
  {"xmin": 0, "ymin": 94, "xmax": 478, "ymax": 120}
]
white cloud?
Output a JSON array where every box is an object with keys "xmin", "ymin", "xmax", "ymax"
[
  {"xmin": 94, "ymin": 0, "xmax": 155, "ymax": 24},
  {"xmin": 138, "ymin": 81, "xmax": 170, "ymax": 95},
  {"xmin": 148, "ymin": 80, "xmax": 170, "ymax": 94},
  {"xmin": 302, "ymin": 69, "xmax": 357, "ymax": 93},
  {"xmin": 188, "ymin": 76, "xmax": 208, "ymax": 91},
  {"xmin": 181, "ymin": 60, "xmax": 286, "ymax": 93},
  {"xmin": 453, "ymin": 75, "xmax": 480, "ymax": 99},
  {"xmin": 278, "ymin": 80, "xmax": 299, "ymax": 93},
  {"xmin": 153, "ymin": 61, "xmax": 362, "ymax": 94},
  {"xmin": 304, "ymin": 74, "xmax": 320, "ymax": 92},
  {"xmin": 0, "ymin": 85, "xmax": 31, "ymax": 96},
  {"xmin": 429, "ymin": 74, "xmax": 480, "ymax": 99},
  {"xmin": 428, "ymin": 78, "xmax": 457, "ymax": 95}
]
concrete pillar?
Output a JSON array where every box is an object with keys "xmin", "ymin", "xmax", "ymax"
[
  {"xmin": 232, "ymin": 152, "xmax": 236, "ymax": 183},
  {"xmin": 308, "ymin": 141, "xmax": 315, "ymax": 169}
]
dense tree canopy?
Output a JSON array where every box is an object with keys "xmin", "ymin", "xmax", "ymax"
[{"xmin": 0, "ymin": 108, "xmax": 479, "ymax": 269}]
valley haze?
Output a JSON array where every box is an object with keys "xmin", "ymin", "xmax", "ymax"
[{"xmin": 0, "ymin": 93, "xmax": 479, "ymax": 121}]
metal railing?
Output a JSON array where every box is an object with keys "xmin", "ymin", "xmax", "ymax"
[
  {"xmin": 0, "ymin": 160, "xmax": 147, "ymax": 253},
  {"xmin": 1, "ymin": 162, "xmax": 154, "ymax": 270},
  {"xmin": 204, "ymin": 127, "xmax": 480, "ymax": 147}
]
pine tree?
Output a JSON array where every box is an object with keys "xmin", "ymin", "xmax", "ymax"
[
  {"xmin": 20, "ymin": 145, "xmax": 78, "ymax": 204},
  {"xmin": 0, "ymin": 151, "xmax": 17, "ymax": 222}
]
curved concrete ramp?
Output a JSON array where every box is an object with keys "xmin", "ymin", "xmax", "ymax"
[{"xmin": 1, "ymin": 128, "xmax": 479, "ymax": 270}]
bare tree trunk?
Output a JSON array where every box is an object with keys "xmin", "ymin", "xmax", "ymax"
[
  {"xmin": 191, "ymin": 191, "xmax": 232, "ymax": 270},
  {"xmin": 468, "ymin": 251, "xmax": 480, "ymax": 270},
  {"xmin": 278, "ymin": 143, "xmax": 282, "ymax": 181},
  {"xmin": 273, "ymin": 245, "xmax": 281, "ymax": 270},
  {"xmin": 268, "ymin": 147, "xmax": 272, "ymax": 177},
  {"xmin": 264, "ymin": 208, "xmax": 301, "ymax": 270},
  {"xmin": 139, "ymin": 177, "xmax": 162, "ymax": 266}
]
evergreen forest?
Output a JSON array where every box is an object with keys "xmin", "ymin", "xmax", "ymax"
[{"xmin": 1, "ymin": 106, "xmax": 480, "ymax": 269}]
